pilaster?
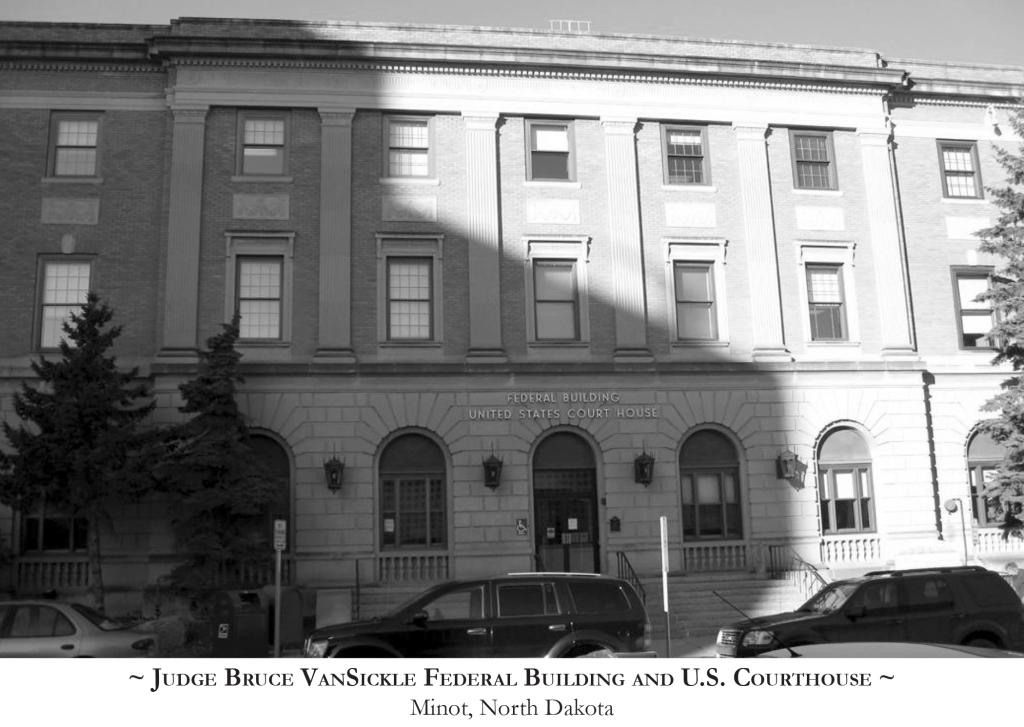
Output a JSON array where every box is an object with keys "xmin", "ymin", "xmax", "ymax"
[
  {"xmin": 733, "ymin": 123, "xmax": 791, "ymax": 362},
  {"xmin": 602, "ymin": 117, "xmax": 651, "ymax": 361},
  {"xmin": 463, "ymin": 113, "xmax": 507, "ymax": 362},
  {"xmin": 159, "ymin": 105, "xmax": 207, "ymax": 358},
  {"xmin": 315, "ymin": 108, "xmax": 357, "ymax": 361}
]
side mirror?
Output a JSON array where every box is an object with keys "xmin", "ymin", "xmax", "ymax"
[
  {"xmin": 846, "ymin": 605, "xmax": 867, "ymax": 621},
  {"xmin": 410, "ymin": 610, "xmax": 429, "ymax": 627}
]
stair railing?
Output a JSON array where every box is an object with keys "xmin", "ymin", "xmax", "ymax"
[{"xmin": 615, "ymin": 551, "xmax": 647, "ymax": 605}]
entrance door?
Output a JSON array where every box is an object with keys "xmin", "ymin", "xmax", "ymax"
[
  {"xmin": 534, "ymin": 470, "xmax": 599, "ymax": 572},
  {"xmin": 532, "ymin": 432, "xmax": 599, "ymax": 573}
]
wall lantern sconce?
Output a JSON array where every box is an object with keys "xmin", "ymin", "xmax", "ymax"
[
  {"xmin": 776, "ymin": 450, "xmax": 799, "ymax": 480},
  {"xmin": 483, "ymin": 454, "xmax": 504, "ymax": 490},
  {"xmin": 323, "ymin": 455, "xmax": 345, "ymax": 492},
  {"xmin": 634, "ymin": 451, "xmax": 655, "ymax": 486}
]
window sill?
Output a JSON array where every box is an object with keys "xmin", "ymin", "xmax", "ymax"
[
  {"xmin": 792, "ymin": 188, "xmax": 843, "ymax": 197},
  {"xmin": 379, "ymin": 341, "xmax": 443, "ymax": 348},
  {"xmin": 42, "ymin": 176, "xmax": 103, "ymax": 184},
  {"xmin": 524, "ymin": 180, "xmax": 581, "ymax": 190},
  {"xmin": 379, "ymin": 177, "xmax": 440, "ymax": 186},
  {"xmin": 672, "ymin": 340, "xmax": 729, "ymax": 348},
  {"xmin": 941, "ymin": 196, "xmax": 988, "ymax": 205},
  {"xmin": 805, "ymin": 340, "xmax": 861, "ymax": 349},
  {"xmin": 662, "ymin": 184, "xmax": 717, "ymax": 193},
  {"xmin": 231, "ymin": 175, "xmax": 294, "ymax": 184}
]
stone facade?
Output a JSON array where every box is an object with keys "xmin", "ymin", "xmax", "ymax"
[{"xmin": 0, "ymin": 18, "xmax": 1022, "ymax": 604}]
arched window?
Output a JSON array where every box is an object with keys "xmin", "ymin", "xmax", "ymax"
[
  {"xmin": 680, "ymin": 430, "xmax": 742, "ymax": 540},
  {"xmin": 817, "ymin": 427, "xmax": 874, "ymax": 534},
  {"xmin": 248, "ymin": 434, "xmax": 292, "ymax": 549},
  {"xmin": 379, "ymin": 433, "xmax": 446, "ymax": 549},
  {"xmin": 967, "ymin": 431, "xmax": 1005, "ymax": 527}
]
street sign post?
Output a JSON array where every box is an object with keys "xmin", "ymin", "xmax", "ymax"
[
  {"xmin": 660, "ymin": 515, "xmax": 670, "ymax": 658},
  {"xmin": 273, "ymin": 519, "xmax": 286, "ymax": 658}
]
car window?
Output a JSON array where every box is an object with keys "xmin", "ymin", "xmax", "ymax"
[
  {"xmin": 960, "ymin": 573, "xmax": 1022, "ymax": 608},
  {"xmin": 420, "ymin": 585, "xmax": 484, "ymax": 621},
  {"xmin": 10, "ymin": 606, "xmax": 75, "ymax": 638},
  {"xmin": 846, "ymin": 581, "xmax": 900, "ymax": 616},
  {"xmin": 568, "ymin": 580, "xmax": 630, "ymax": 614},
  {"xmin": 799, "ymin": 582, "xmax": 858, "ymax": 612},
  {"xmin": 497, "ymin": 583, "xmax": 559, "ymax": 617},
  {"xmin": 902, "ymin": 577, "xmax": 955, "ymax": 611},
  {"xmin": 70, "ymin": 603, "xmax": 125, "ymax": 631}
]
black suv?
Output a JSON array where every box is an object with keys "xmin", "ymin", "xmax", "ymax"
[
  {"xmin": 716, "ymin": 566, "xmax": 1024, "ymax": 657},
  {"xmin": 303, "ymin": 572, "xmax": 651, "ymax": 658}
]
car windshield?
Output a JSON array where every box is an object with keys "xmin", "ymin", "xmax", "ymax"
[
  {"xmin": 385, "ymin": 584, "xmax": 451, "ymax": 618},
  {"xmin": 798, "ymin": 582, "xmax": 860, "ymax": 613},
  {"xmin": 70, "ymin": 603, "xmax": 127, "ymax": 631}
]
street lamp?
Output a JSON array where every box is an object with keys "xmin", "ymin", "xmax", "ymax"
[{"xmin": 944, "ymin": 498, "xmax": 968, "ymax": 565}]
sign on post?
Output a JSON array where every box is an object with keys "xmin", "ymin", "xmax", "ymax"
[{"xmin": 273, "ymin": 519, "xmax": 287, "ymax": 551}]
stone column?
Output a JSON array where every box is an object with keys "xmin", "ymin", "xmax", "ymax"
[
  {"xmin": 463, "ymin": 113, "xmax": 506, "ymax": 361},
  {"xmin": 315, "ymin": 108, "xmax": 357, "ymax": 361},
  {"xmin": 859, "ymin": 126, "xmax": 916, "ymax": 357},
  {"xmin": 733, "ymin": 123, "xmax": 790, "ymax": 361},
  {"xmin": 160, "ymin": 106, "xmax": 208, "ymax": 357},
  {"xmin": 602, "ymin": 117, "xmax": 650, "ymax": 360}
]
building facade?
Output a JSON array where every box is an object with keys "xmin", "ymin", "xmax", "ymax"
[{"xmin": 0, "ymin": 18, "xmax": 1022, "ymax": 606}]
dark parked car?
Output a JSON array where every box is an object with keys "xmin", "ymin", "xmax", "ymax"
[
  {"xmin": 0, "ymin": 600, "xmax": 156, "ymax": 657},
  {"xmin": 716, "ymin": 565, "xmax": 1024, "ymax": 657},
  {"xmin": 304, "ymin": 572, "xmax": 651, "ymax": 658}
]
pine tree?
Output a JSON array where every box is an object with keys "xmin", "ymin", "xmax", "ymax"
[
  {"xmin": 156, "ymin": 316, "xmax": 281, "ymax": 592},
  {"xmin": 977, "ymin": 107, "xmax": 1024, "ymax": 538},
  {"xmin": 0, "ymin": 293, "xmax": 154, "ymax": 610}
]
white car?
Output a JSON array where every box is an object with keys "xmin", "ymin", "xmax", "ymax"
[{"xmin": 0, "ymin": 600, "xmax": 156, "ymax": 657}]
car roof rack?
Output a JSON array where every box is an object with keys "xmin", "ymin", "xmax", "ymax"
[
  {"xmin": 504, "ymin": 571, "xmax": 605, "ymax": 577},
  {"xmin": 862, "ymin": 565, "xmax": 988, "ymax": 577}
]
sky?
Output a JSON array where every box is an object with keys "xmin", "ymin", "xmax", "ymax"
[{"xmin": 0, "ymin": 0, "xmax": 1021, "ymax": 67}]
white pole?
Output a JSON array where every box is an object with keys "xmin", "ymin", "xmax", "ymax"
[
  {"xmin": 273, "ymin": 548, "xmax": 282, "ymax": 658},
  {"xmin": 660, "ymin": 515, "xmax": 670, "ymax": 658}
]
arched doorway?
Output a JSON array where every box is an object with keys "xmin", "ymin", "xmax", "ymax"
[
  {"xmin": 248, "ymin": 433, "xmax": 292, "ymax": 549},
  {"xmin": 967, "ymin": 430, "xmax": 1004, "ymax": 527},
  {"xmin": 378, "ymin": 433, "xmax": 447, "ymax": 549},
  {"xmin": 532, "ymin": 431, "xmax": 599, "ymax": 573}
]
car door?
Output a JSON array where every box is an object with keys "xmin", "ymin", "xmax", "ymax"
[
  {"xmin": 817, "ymin": 580, "xmax": 908, "ymax": 644},
  {"xmin": 388, "ymin": 583, "xmax": 493, "ymax": 658},
  {"xmin": 0, "ymin": 604, "xmax": 81, "ymax": 657},
  {"xmin": 490, "ymin": 580, "xmax": 567, "ymax": 657},
  {"xmin": 899, "ymin": 575, "xmax": 959, "ymax": 645}
]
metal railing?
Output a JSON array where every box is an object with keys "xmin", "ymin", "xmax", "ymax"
[{"xmin": 615, "ymin": 551, "xmax": 647, "ymax": 605}]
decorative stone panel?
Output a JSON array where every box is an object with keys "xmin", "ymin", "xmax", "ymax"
[
  {"xmin": 41, "ymin": 198, "xmax": 99, "ymax": 225},
  {"xmin": 233, "ymin": 193, "xmax": 290, "ymax": 220},
  {"xmin": 526, "ymin": 198, "xmax": 580, "ymax": 225},
  {"xmin": 381, "ymin": 194, "xmax": 438, "ymax": 222}
]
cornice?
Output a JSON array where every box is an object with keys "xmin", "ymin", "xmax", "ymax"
[
  {"xmin": 149, "ymin": 36, "xmax": 908, "ymax": 94},
  {"xmin": 0, "ymin": 60, "xmax": 163, "ymax": 73}
]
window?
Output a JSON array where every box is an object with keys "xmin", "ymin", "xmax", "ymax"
[
  {"xmin": 674, "ymin": 263, "xmax": 716, "ymax": 340},
  {"xmin": 8, "ymin": 606, "xmax": 76, "ymax": 638},
  {"xmin": 39, "ymin": 260, "xmax": 90, "ymax": 349},
  {"xmin": 238, "ymin": 113, "xmax": 287, "ymax": 176},
  {"xmin": 666, "ymin": 239, "xmax": 728, "ymax": 345},
  {"xmin": 663, "ymin": 125, "xmax": 709, "ymax": 185},
  {"xmin": 497, "ymin": 583, "xmax": 559, "ymax": 618},
  {"xmin": 680, "ymin": 430, "xmax": 743, "ymax": 540},
  {"xmin": 385, "ymin": 116, "xmax": 431, "ymax": 177},
  {"xmin": 790, "ymin": 130, "xmax": 837, "ymax": 190},
  {"xmin": 224, "ymin": 234, "xmax": 294, "ymax": 345},
  {"xmin": 938, "ymin": 141, "xmax": 982, "ymax": 199},
  {"xmin": 967, "ymin": 430, "xmax": 1005, "ymax": 527},
  {"xmin": 376, "ymin": 236, "xmax": 444, "ymax": 345},
  {"xmin": 525, "ymin": 237, "xmax": 591, "ymax": 344},
  {"xmin": 568, "ymin": 581, "xmax": 630, "ymax": 614},
  {"xmin": 420, "ymin": 585, "xmax": 485, "ymax": 621},
  {"xmin": 902, "ymin": 577, "xmax": 955, "ymax": 612},
  {"xmin": 806, "ymin": 264, "xmax": 847, "ymax": 341},
  {"xmin": 49, "ymin": 113, "xmax": 100, "ymax": 177},
  {"xmin": 533, "ymin": 260, "xmax": 578, "ymax": 341},
  {"xmin": 21, "ymin": 502, "xmax": 88, "ymax": 552},
  {"xmin": 236, "ymin": 257, "xmax": 283, "ymax": 340},
  {"xmin": 387, "ymin": 257, "xmax": 433, "ymax": 341},
  {"xmin": 953, "ymin": 268, "xmax": 996, "ymax": 349},
  {"xmin": 817, "ymin": 427, "xmax": 875, "ymax": 534},
  {"xmin": 527, "ymin": 120, "xmax": 574, "ymax": 181},
  {"xmin": 379, "ymin": 433, "xmax": 447, "ymax": 549}
]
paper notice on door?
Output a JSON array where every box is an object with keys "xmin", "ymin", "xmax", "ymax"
[
  {"xmin": 567, "ymin": 518, "xmax": 578, "ymax": 531},
  {"xmin": 384, "ymin": 518, "xmax": 395, "ymax": 533}
]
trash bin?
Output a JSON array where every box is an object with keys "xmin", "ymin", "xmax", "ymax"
[{"xmin": 210, "ymin": 590, "xmax": 269, "ymax": 657}]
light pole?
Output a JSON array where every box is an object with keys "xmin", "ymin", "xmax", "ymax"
[{"xmin": 944, "ymin": 498, "xmax": 968, "ymax": 565}]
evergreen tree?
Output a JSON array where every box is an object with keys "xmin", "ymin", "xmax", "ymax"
[
  {"xmin": 0, "ymin": 293, "xmax": 154, "ymax": 610},
  {"xmin": 978, "ymin": 107, "xmax": 1024, "ymax": 538},
  {"xmin": 156, "ymin": 316, "xmax": 281, "ymax": 592}
]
